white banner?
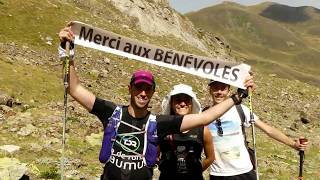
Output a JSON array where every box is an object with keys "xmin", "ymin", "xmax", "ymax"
[{"xmin": 71, "ymin": 21, "xmax": 251, "ymax": 89}]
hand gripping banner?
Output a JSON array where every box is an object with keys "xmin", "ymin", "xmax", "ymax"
[{"xmin": 71, "ymin": 21, "xmax": 251, "ymax": 89}]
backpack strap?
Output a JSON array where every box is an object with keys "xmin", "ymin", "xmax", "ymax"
[
  {"xmin": 99, "ymin": 106, "xmax": 122, "ymax": 163},
  {"xmin": 235, "ymin": 104, "xmax": 248, "ymax": 146},
  {"xmin": 236, "ymin": 105, "xmax": 257, "ymax": 170},
  {"xmin": 100, "ymin": 109, "xmax": 158, "ymax": 167},
  {"xmin": 143, "ymin": 114, "xmax": 158, "ymax": 167}
]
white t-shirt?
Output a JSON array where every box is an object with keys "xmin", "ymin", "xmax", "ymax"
[{"xmin": 208, "ymin": 105, "xmax": 257, "ymax": 176}]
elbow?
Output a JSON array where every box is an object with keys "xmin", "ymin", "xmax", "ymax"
[
  {"xmin": 208, "ymin": 155, "xmax": 215, "ymax": 164},
  {"xmin": 68, "ymin": 86, "xmax": 76, "ymax": 97},
  {"xmin": 264, "ymin": 128, "xmax": 276, "ymax": 137},
  {"xmin": 68, "ymin": 79, "xmax": 80, "ymax": 94},
  {"xmin": 201, "ymin": 114, "xmax": 211, "ymax": 126},
  {"xmin": 209, "ymin": 149, "xmax": 215, "ymax": 162},
  {"xmin": 202, "ymin": 156, "xmax": 215, "ymax": 171},
  {"xmin": 202, "ymin": 121, "xmax": 209, "ymax": 127},
  {"xmin": 205, "ymin": 149, "xmax": 215, "ymax": 165},
  {"xmin": 68, "ymin": 84, "xmax": 80, "ymax": 98}
]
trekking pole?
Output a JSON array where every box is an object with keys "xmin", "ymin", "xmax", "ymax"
[
  {"xmin": 298, "ymin": 150, "xmax": 304, "ymax": 180},
  {"xmin": 298, "ymin": 138, "xmax": 307, "ymax": 180},
  {"xmin": 61, "ymin": 41, "xmax": 70, "ymax": 180},
  {"xmin": 248, "ymin": 88, "xmax": 259, "ymax": 180}
]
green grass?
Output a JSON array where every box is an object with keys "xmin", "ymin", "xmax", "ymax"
[
  {"xmin": 243, "ymin": 109, "xmax": 320, "ymax": 179},
  {"xmin": 0, "ymin": 0, "xmax": 210, "ymax": 56},
  {"xmin": 0, "ymin": 0, "xmax": 209, "ymax": 105},
  {"xmin": 39, "ymin": 167, "xmax": 59, "ymax": 179},
  {"xmin": 255, "ymin": 132, "xmax": 319, "ymax": 179},
  {"xmin": 0, "ymin": 58, "xmax": 62, "ymax": 104}
]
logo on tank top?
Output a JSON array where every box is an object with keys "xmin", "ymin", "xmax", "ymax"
[{"xmin": 119, "ymin": 135, "xmax": 140, "ymax": 152}]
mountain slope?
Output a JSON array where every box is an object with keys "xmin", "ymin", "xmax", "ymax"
[
  {"xmin": 0, "ymin": 0, "xmax": 232, "ymax": 179},
  {"xmin": 0, "ymin": 0, "xmax": 319, "ymax": 179},
  {"xmin": 186, "ymin": 2, "xmax": 320, "ymax": 86}
]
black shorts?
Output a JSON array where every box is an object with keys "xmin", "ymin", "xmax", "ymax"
[
  {"xmin": 160, "ymin": 172, "xmax": 203, "ymax": 180},
  {"xmin": 209, "ymin": 169, "xmax": 257, "ymax": 180}
]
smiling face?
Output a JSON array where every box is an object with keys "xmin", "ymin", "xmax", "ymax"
[
  {"xmin": 129, "ymin": 82, "xmax": 155, "ymax": 109},
  {"xmin": 209, "ymin": 81, "xmax": 231, "ymax": 105},
  {"xmin": 170, "ymin": 93, "xmax": 193, "ymax": 115}
]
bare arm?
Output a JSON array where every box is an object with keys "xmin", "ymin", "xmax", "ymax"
[
  {"xmin": 255, "ymin": 118, "xmax": 309, "ymax": 151},
  {"xmin": 68, "ymin": 62, "xmax": 96, "ymax": 111},
  {"xmin": 202, "ymin": 126, "xmax": 215, "ymax": 171},
  {"xmin": 59, "ymin": 25, "xmax": 96, "ymax": 112},
  {"xmin": 180, "ymin": 97, "xmax": 235, "ymax": 131},
  {"xmin": 180, "ymin": 75, "xmax": 254, "ymax": 132}
]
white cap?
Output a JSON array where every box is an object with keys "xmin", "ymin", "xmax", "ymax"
[
  {"xmin": 161, "ymin": 84, "xmax": 201, "ymax": 115},
  {"xmin": 208, "ymin": 79, "xmax": 230, "ymax": 87},
  {"xmin": 208, "ymin": 79, "xmax": 215, "ymax": 86}
]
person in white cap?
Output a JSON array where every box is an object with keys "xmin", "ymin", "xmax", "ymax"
[
  {"xmin": 158, "ymin": 84, "xmax": 214, "ymax": 180},
  {"xmin": 205, "ymin": 80, "xmax": 309, "ymax": 180}
]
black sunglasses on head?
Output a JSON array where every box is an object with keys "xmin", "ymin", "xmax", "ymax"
[{"xmin": 172, "ymin": 94, "xmax": 192, "ymax": 102}]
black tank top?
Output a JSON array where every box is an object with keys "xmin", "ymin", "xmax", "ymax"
[{"xmin": 158, "ymin": 127, "xmax": 204, "ymax": 180}]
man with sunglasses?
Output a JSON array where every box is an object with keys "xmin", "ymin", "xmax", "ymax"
[
  {"xmin": 58, "ymin": 25, "xmax": 254, "ymax": 180},
  {"xmin": 205, "ymin": 80, "xmax": 309, "ymax": 180}
]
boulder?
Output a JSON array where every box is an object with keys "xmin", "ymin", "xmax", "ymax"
[
  {"xmin": 0, "ymin": 157, "xmax": 27, "ymax": 179},
  {"xmin": 0, "ymin": 92, "xmax": 13, "ymax": 107},
  {"xmin": 0, "ymin": 144, "xmax": 20, "ymax": 154}
]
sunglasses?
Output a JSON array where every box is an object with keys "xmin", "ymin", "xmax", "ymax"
[
  {"xmin": 216, "ymin": 119, "xmax": 223, "ymax": 136},
  {"xmin": 172, "ymin": 94, "xmax": 192, "ymax": 103},
  {"xmin": 133, "ymin": 83, "xmax": 154, "ymax": 92}
]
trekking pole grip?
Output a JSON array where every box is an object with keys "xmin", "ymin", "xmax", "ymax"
[
  {"xmin": 66, "ymin": 41, "xmax": 70, "ymax": 56},
  {"xmin": 298, "ymin": 138, "xmax": 307, "ymax": 179},
  {"xmin": 63, "ymin": 41, "xmax": 71, "ymax": 86},
  {"xmin": 248, "ymin": 87, "xmax": 254, "ymax": 121}
]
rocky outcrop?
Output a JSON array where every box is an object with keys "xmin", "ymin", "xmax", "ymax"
[{"xmin": 108, "ymin": 0, "xmax": 230, "ymax": 58}]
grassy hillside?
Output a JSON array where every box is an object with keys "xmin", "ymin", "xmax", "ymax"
[
  {"xmin": 0, "ymin": 1, "xmax": 319, "ymax": 179},
  {"xmin": 186, "ymin": 2, "xmax": 320, "ymax": 86},
  {"xmin": 0, "ymin": 0, "xmax": 205, "ymax": 104}
]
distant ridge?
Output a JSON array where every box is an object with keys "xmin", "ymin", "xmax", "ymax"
[
  {"xmin": 186, "ymin": 2, "xmax": 320, "ymax": 86},
  {"xmin": 260, "ymin": 4, "xmax": 311, "ymax": 23}
]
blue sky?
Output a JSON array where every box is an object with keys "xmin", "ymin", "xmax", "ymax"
[{"xmin": 169, "ymin": 0, "xmax": 320, "ymax": 13}]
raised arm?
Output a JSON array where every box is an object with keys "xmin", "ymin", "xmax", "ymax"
[
  {"xmin": 59, "ymin": 25, "xmax": 96, "ymax": 112},
  {"xmin": 180, "ymin": 75, "xmax": 254, "ymax": 132},
  {"xmin": 180, "ymin": 97, "xmax": 235, "ymax": 131},
  {"xmin": 255, "ymin": 118, "xmax": 309, "ymax": 151}
]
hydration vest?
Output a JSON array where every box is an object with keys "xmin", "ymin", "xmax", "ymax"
[{"xmin": 99, "ymin": 106, "xmax": 158, "ymax": 167}]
